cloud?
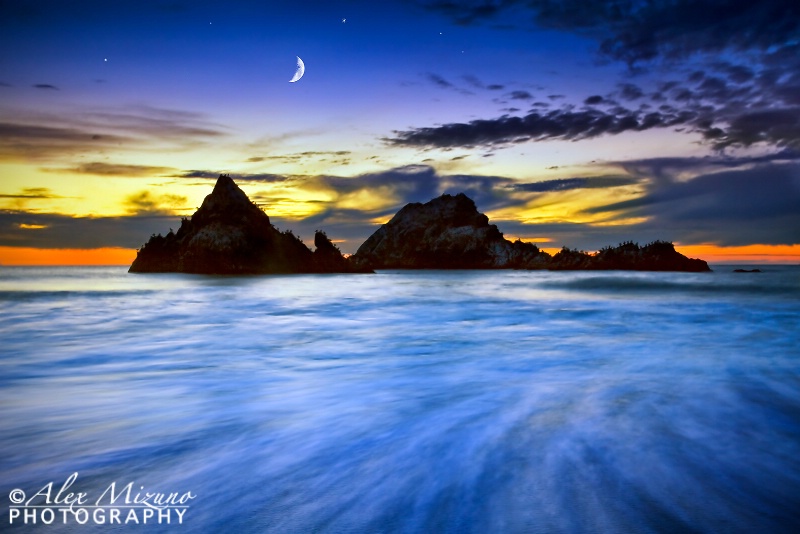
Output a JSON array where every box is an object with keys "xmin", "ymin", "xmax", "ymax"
[
  {"xmin": 385, "ymin": 106, "xmax": 695, "ymax": 149},
  {"xmin": 584, "ymin": 161, "xmax": 800, "ymax": 246},
  {"xmin": 422, "ymin": 0, "xmax": 800, "ymax": 65},
  {"xmin": 0, "ymin": 187, "xmax": 61, "ymax": 200},
  {"xmin": 617, "ymin": 83, "xmax": 644, "ymax": 101},
  {"xmin": 46, "ymin": 162, "xmax": 177, "ymax": 177},
  {"xmin": 173, "ymin": 170, "xmax": 290, "ymax": 183},
  {"xmin": 422, "ymin": 73, "xmax": 474, "ymax": 95},
  {"xmin": 0, "ymin": 105, "xmax": 227, "ymax": 162},
  {"xmin": 0, "ymin": 211, "xmax": 180, "ymax": 249},
  {"xmin": 4, "ymin": 156, "xmax": 796, "ymax": 252},
  {"xmin": 0, "ymin": 121, "xmax": 132, "ymax": 161},
  {"xmin": 708, "ymin": 107, "xmax": 800, "ymax": 150},
  {"xmin": 249, "ymin": 150, "xmax": 352, "ymax": 165},
  {"xmin": 508, "ymin": 90, "xmax": 533, "ymax": 100},
  {"xmin": 387, "ymin": 41, "xmax": 800, "ymax": 152},
  {"xmin": 426, "ymin": 73, "xmax": 455, "ymax": 89},
  {"xmin": 123, "ymin": 191, "xmax": 188, "ymax": 215},
  {"xmin": 32, "ymin": 84, "xmax": 58, "ymax": 90},
  {"xmin": 512, "ymin": 176, "xmax": 640, "ymax": 193}
]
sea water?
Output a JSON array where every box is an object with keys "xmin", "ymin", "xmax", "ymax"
[{"xmin": 1, "ymin": 266, "xmax": 799, "ymax": 533}]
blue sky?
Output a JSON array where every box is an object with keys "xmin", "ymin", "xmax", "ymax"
[{"xmin": 1, "ymin": 0, "xmax": 799, "ymax": 262}]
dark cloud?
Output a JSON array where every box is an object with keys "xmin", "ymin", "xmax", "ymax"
[
  {"xmin": 123, "ymin": 191, "xmax": 188, "ymax": 215},
  {"xmin": 426, "ymin": 73, "xmax": 454, "ymax": 89},
  {"xmin": 585, "ymin": 161, "xmax": 800, "ymax": 246},
  {"xmin": 0, "ymin": 187, "xmax": 61, "ymax": 200},
  {"xmin": 0, "ymin": 121, "xmax": 132, "ymax": 161},
  {"xmin": 618, "ymin": 83, "xmax": 643, "ymax": 101},
  {"xmin": 487, "ymin": 84, "xmax": 504, "ymax": 91},
  {"xmin": 0, "ymin": 106, "xmax": 226, "ymax": 161},
  {"xmin": 0, "ymin": 211, "xmax": 180, "ymax": 249},
  {"xmin": 387, "ymin": 38, "xmax": 799, "ymax": 152},
  {"xmin": 173, "ymin": 170, "xmax": 290, "ymax": 183},
  {"xmin": 423, "ymin": 73, "xmax": 475, "ymax": 95},
  {"xmin": 462, "ymin": 75, "xmax": 485, "ymax": 89},
  {"xmin": 509, "ymin": 90, "xmax": 533, "ymax": 100},
  {"xmin": 251, "ymin": 150, "xmax": 353, "ymax": 165},
  {"xmin": 716, "ymin": 63, "xmax": 755, "ymax": 84},
  {"xmin": 385, "ymin": 106, "xmax": 695, "ymax": 149},
  {"xmin": 708, "ymin": 107, "xmax": 800, "ymax": 150},
  {"xmin": 422, "ymin": 1, "xmax": 800, "ymax": 65},
  {"xmin": 32, "ymin": 84, "xmax": 58, "ymax": 90},
  {"xmin": 49, "ymin": 162, "xmax": 176, "ymax": 177},
  {"xmin": 513, "ymin": 176, "xmax": 640, "ymax": 193},
  {"xmin": 418, "ymin": 2, "xmax": 800, "ymax": 157}
]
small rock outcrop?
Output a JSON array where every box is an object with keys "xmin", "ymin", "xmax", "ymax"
[
  {"xmin": 351, "ymin": 193, "xmax": 710, "ymax": 272},
  {"xmin": 129, "ymin": 175, "xmax": 370, "ymax": 274},
  {"xmin": 549, "ymin": 241, "xmax": 711, "ymax": 271},
  {"xmin": 351, "ymin": 193, "xmax": 549, "ymax": 269}
]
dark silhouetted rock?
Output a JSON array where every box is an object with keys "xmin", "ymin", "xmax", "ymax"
[
  {"xmin": 351, "ymin": 193, "xmax": 550, "ymax": 269},
  {"xmin": 129, "ymin": 175, "xmax": 370, "ymax": 274},
  {"xmin": 351, "ymin": 193, "xmax": 710, "ymax": 272},
  {"xmin": 312, "ymin": 231, "xmax": 371, "ymax": 273},
  {"xmin": 550, "ymin": 241, "xmax": 711, "ymax": 272},
  {"xmin": 733, "ymin": 268, "xmax": 762, "ymax": 273}
]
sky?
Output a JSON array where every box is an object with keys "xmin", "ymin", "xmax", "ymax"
[{"xmin": 1, "ymin": 0, "xmax": 799, "ymax": 264}]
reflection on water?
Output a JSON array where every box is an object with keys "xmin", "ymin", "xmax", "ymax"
[{"xmin": 1, "ymin": 266, "xmax": 799, "ymax": 532}]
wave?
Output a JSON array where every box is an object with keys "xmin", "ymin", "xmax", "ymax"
[
  {"xmin": 541, "ymin": 275, "xmax": 800, "ymax": 297},
  {"xmin": 0, "ymin": 289, "xmax": 157, "ymax": 301}
]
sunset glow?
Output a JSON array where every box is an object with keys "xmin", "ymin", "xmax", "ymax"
[{"xmin": 1, "ymin": 0, "xmax": 797, "ymax": 263}]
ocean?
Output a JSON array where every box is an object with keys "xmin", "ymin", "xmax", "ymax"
[{"xmin": 1, "ymin": 266, "xmax": 799, "ymax": 533}]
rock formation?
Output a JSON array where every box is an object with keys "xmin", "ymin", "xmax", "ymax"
[
  {"xmin": 130, "ymin": 181, "xmax": 710, "ymax": 274},
  {"xmin": 129, "ymin": 174, "xmax": 370, "ymax": 274},
  {"xmin": 351, "ymin": 193, "xmax": 550, "ymax": 269},
  {"xmin": 549, "ymin": 241, "xmax": 711, "ymax": 271},
  {"xmin": 351, "ymin": 193, "xmax": 710, "ymax": 272}
]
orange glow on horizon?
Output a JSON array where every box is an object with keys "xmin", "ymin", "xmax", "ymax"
[
  {"xmin": 0, "ymin": 247, "xmax": 137, "ymax": 266},
  {"xmin": 0, "ymin": 244, "xmax": 797, "ymax": 266},
  {"xmin": 674, "ymin": 244, "xmax": 800, "ymax": 264}
]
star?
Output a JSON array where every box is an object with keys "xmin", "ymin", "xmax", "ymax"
[
  {"xmin": 342, "ymin": 18, "xmax": 346, "ymax": 23},
  {"xmin": 104, "ymin": 58, "xmax": 107, "ymax": 62}
]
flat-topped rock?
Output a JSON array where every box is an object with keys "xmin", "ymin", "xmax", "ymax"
[{"xmin": 351, "ymin": 193, "xmax": 548, "ymax": 269}]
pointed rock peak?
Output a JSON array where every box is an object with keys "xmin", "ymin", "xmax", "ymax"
[
  {"xmin": 209, "ymin": 174, "xmax": 250, "ymax": 205},
  {"xmin": 196, "ymin": 174, "xmax": 255, "ymax": 216}
]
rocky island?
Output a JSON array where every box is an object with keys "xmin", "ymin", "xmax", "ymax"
[
  {"xmin": 129, "ymin": 174, "xmax": 369, "ymax": 274},
  {"xmin": 351, "ymin": 193, "xmax": 550, "ymax": 270},
  {"xmin": 350, "ymin": 193, "xmax": 711, "ymax": 272},
  {"xmin": 130, "ymin": 176, "xmax": 710, "ymax": 274}
]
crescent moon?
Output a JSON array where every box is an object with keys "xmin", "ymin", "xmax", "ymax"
[{"xmin": 289, "ymin": 56, "xmax": 305, "ymax": 83}]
